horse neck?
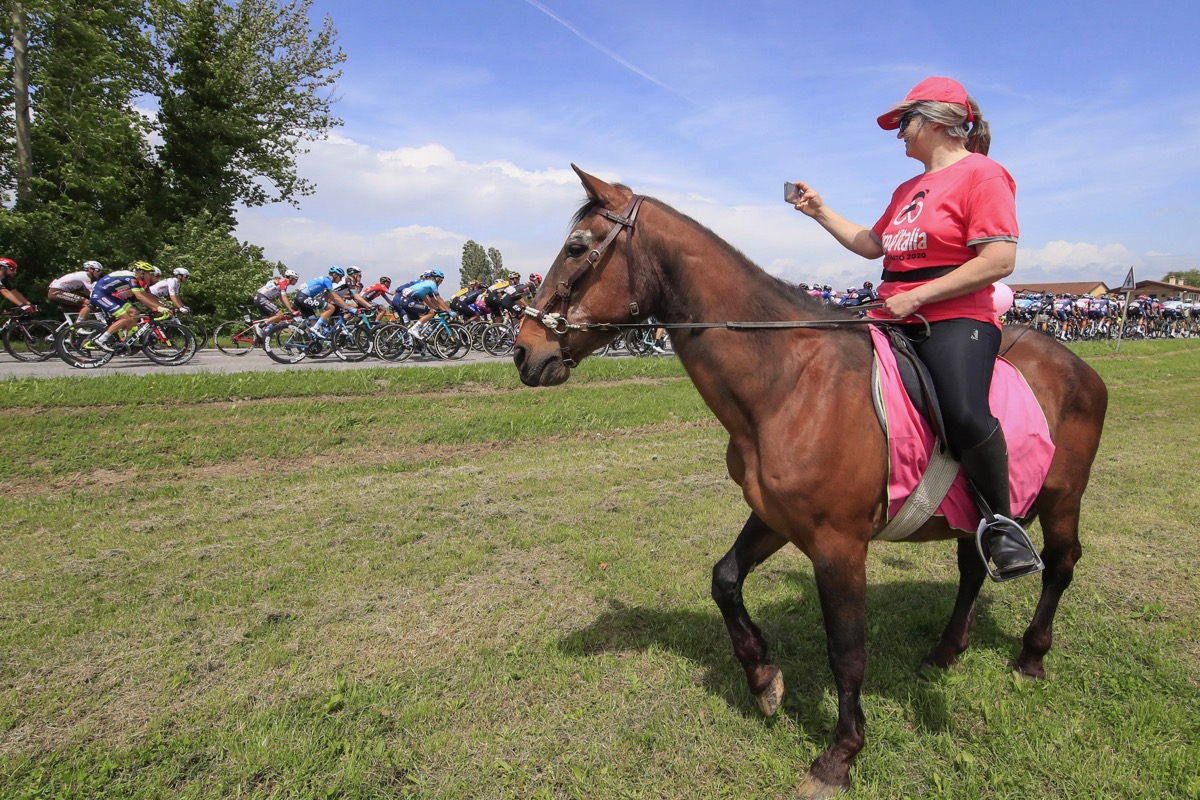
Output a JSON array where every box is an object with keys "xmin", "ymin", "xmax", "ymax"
[{"xmin": 639, "ymin": 206, "xmax": 865, "ymax": 435}]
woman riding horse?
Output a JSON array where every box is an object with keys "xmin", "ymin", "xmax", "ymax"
[
  {"xmin": 790, "ymin": 76, "xmax": 1040, "ymax": 582},
  {"xmin": 513, "ymin": 160, "xmax": 1106, "ymax": 797}
]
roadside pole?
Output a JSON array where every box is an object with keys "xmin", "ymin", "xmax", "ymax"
[{"xmin": 1115, "ymin": 266, "xmax": 1136, "ymax": 354}]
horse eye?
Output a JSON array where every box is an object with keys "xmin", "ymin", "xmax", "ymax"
[{"xmin": 565, "ymin": 243, "xmax": 588, "ymax": 258}]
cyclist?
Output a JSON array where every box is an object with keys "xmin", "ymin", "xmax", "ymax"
[
  {"xmin": 360, "ymin": 275, "xmax": 393, "ymax": 306},
  {"xmin": 334, "ymin": 266, "xmax": 376, "ymax": 313},
  {"xmin": 47, "ymin": 260, "xmax": 104, "ymax": 322},
  {"xmin": 496, "ymin": 273, "xmax": 542, "ymax": 319},
  {"xmin": 401, "ymin": 270, "xmax": 453, "ymax": 338},
  {"xmin": 450, "ymin": 280, "xmax": 488, "ymax": 321},
  {"xmin": 149, "ymin": 268, "xmax": 191, "ymax": 314},
  {"xmin": 860, "ymin": 280, "xmax": 878, "ymax": 302},
  {"xmin": 295, "ymin": 266, "xmax": 359, "ymax": 338},
  {"xmin": 85, "ymin": 261, "xmax": 170, "ymax": 352},
  {"xmin": 253, "ymin": 269, "xmax": 301, "ymax": 336},
  {"xmin": 0, "ymin": 257, "xmax": 37, "ymax": 314}
]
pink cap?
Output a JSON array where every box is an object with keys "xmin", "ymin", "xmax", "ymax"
[{"xmin": 877, "ymin": 76, "xmax": 975, "ymax": 130}]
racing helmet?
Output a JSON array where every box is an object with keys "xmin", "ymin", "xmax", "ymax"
[
  {"xmin": 528, "ymin": 272, "xmax": 543, "ymax": 286},
  {"xmin": 283, "ymin": 269, "xmax": 299, "ymax": 280},
  {"xmin": 863, "ymin": 280, "xmax": 874, "ymax": 289},
  {"xmin": 379, "ymin": 276, "xmax": 391, "ymax": 286},
  {"xmin": 346, "ymin": 266, "xmax": 362, "ymax": 276},
  {"xmin": 132, "ymin": 260, "xmax": 155, "ymax": 274},
  {"xmin": 0, "ymin": 257, "xmax": 16, "ymax": 271},
  {"xmin": 429, "ymin": 269, "xmax": 445, "ymax": 280},
  {"xmin": 329, "ymin": 265, "xmax": 346, "ymax": 277},
  {"xmin": 83, "ymin": 260, "xmax": 103, "ymax": 274},
  {"xmin": 508, "ymin": 271, "xmax": 520, "ymax": 282},
  {"xmin": 173, "ymin": 267, "xmax": 190, "ymax": 279}
]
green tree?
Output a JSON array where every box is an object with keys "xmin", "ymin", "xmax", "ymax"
[
  {"xmin": 152, "ymin": 0, "xmax": 344, "ymax": 224},
  {"xmin": 0, "ymin": 0, "xmax": 158, "ymax": 284},
  {"xmin": 1163, "ymin": 270, "xmax": 1200, "ymax": 288},
  {"xmin": 460, "ymin": 239, "xmax": 490, "ymax": 284},
  {"xmin": 154, "ymin": 212, "xmax": 278, "ymax": 322},
  {"xmin": 486, "ymin": 247, "xmax": 504, "ymax": 280}
]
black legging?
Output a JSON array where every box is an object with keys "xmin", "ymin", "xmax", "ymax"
[{"xmin": 898, "ymin": 318, "xmax": 1000, "ymax": 457}]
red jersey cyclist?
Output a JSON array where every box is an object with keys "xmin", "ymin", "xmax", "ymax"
[{"xmin": 0, "ymin": 257, "xmax": 37, "ymax": 314}]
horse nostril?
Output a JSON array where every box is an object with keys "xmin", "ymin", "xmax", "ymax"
[{"xmin": 512, "ymin": 344, "xmax": 527, "ymax": 369}]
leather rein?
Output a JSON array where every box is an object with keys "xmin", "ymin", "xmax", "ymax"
[{"xmin": 522, "ymin": 194, "xmax": 927, "ymax": 366}]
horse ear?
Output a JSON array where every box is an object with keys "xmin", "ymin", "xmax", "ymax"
[{"xmin": 571, "ymin": 164, "xmax": 627, "ymax": 208}]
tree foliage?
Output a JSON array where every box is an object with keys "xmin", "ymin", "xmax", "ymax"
[
  {"xmin": 1162, "ymin": 270, "xmax": 1200, "ymax": 288},
  {"xmin": 460, "ymin": 240, "xmax": 490, "ymax": 284},
  {"xmin": 0, "ymin": 0, "xmax": 342, "ymax": 306},
  {"xmin": 153, "ymin": 0, "xmax": 345, "ymax": 223}
]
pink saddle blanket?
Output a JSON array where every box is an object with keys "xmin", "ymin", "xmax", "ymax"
[{"xmin": 869, "ymin": 326, "xmax": 1055, "ymax": 534}]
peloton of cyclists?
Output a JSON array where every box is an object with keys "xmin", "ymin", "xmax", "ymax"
[{"xmin": 295, "ymin": 266, "xmax": 361, "ymax": 339}]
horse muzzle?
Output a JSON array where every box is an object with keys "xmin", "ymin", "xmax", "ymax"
[{"xmin": 513, "ymin": 342, "xmax": 571, "ymax": 387}]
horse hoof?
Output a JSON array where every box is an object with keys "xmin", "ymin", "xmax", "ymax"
[
  {"xmin": 919, "ymin": 653, "xmax": 955, "ymax": 674},
  {"xmin": 1015, "ymin": 659, "xmax": 1046, "ymax": 680},
  {"xmin": 797, "ymin": 772, "xmax": 846, "ymax": 799},
  {"xmin": 755, "ymin": 668, "xmax": 785, "ymax": 717}
]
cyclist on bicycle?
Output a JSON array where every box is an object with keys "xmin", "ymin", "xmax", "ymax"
[
  {"xmin": 47, "ymin": 260, "xmax": 103, "ymax": 322},
  {"xmin": 334, "ymin": 266, "xmax": 377, "ymax": 314},
  {"xmin": 149, "ymin": 268, "xmax": 191, "ymax": 314},
  {"xmin": 496, "ymin": 273, "xmax": 541, "ymax": 319},
  {"xmin": 360, "ymin": 275, "xmax": 393, "ymax": 307},
  {"xmin": 253, "ymin": 269, "xmax": 301, "ymax": 335},
  {"xmin": 296, "ymin": 266, "xmax": 359, "ymax": 338},
  {"xmin": 85, "ymin": 261, "xmax": 170, "ymax": 352},
  {"xmin": 449, "ymin": 280, "xmax": 488, "ymax": 321},
  {"xmin": 402, "ymin": 270, "xmax": 452, "ymax": 338},
  {"xmin": 0, "ymin": 258, "xmax": 37, "ymax": 314}
]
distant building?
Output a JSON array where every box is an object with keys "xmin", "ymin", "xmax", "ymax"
[
  {"xmin": 1007, "ymin": 281, "xmax": 1110, "ymax": 297},
  {"xmin": 1133, "ymin": 277, "xmax": 1200, "ymax": 301}
]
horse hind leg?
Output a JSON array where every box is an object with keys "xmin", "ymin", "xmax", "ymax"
[
  {"xmin": 923, "ymin": 537, "xmax": 988, "ymax": 670},
  {"xmin": 1016, "ymin": 494, "xmax": 1083, "ymax": 679},
  {"xmin": 711, "ymin": 512, "xmax": 788, "ymax": 716}
]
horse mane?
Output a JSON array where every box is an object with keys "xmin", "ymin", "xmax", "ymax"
[{"xmin": 574, "ymin": 192, "xmax": 857, "ymax": 324}]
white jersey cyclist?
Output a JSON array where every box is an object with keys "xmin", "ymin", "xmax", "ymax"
[{"xmin": 49, "ymin": 271, "xmax": 97, "ymax": 295}]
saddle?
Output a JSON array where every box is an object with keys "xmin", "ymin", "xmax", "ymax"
[{"xmin": 867, "ymin": 325, "xmax": 1055, "ymax": 540}]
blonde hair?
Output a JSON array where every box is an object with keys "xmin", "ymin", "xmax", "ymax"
[{"xmin": 898, "ymin": 98, "xmax": 991, "ymax": 156}]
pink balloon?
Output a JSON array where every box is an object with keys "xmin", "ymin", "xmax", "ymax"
[{"xmin": 993, "ymin": 281, "xmax": 1015, "ymax": 320}]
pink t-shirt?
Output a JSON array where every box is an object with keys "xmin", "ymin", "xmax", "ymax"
[{"xmin": 868, "ymin": 153, "xmax": 1018, "ymax": 327}]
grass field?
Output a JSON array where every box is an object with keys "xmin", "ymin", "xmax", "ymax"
[{"xmin": 1, "ymin": 340, "xmax": 1198, "ymax": 799}]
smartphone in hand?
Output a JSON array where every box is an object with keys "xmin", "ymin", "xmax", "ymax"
[{"xmin": 784, "ymin": 182, "xmax": 803, "ymax": 203}]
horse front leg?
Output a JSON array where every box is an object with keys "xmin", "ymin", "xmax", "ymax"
[
  {"xmin": 923, "ymin": 536, "xmax": 987, "ymax": 670},
  {"xmin": 800, "ymin": 540, "xmax": 869, "ymax": 800},
  {"xmin": 711, "ymin": 512, "xmax": 788, "ymax": 715}
]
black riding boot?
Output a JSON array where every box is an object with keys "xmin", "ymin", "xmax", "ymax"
[{"xmin": 959, "ymin": 425, "xmax": 1044, "ymax": 581}]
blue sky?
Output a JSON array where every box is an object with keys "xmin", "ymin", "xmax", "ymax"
[{"xmin": 235, "ymin": 0, "xmax": 1200, "ymax": 291}]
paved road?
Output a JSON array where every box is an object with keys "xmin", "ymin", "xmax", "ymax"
[{"xmin": 0, "ymin": 346, "xmax": 510, "ymax": 380}]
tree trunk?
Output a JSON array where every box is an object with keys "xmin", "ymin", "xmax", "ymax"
[{"xmin": 11, "ymin": 4, "xmax": 33, "ymax": 201}]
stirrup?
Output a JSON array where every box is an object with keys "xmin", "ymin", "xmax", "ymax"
[{"xmin": 975, "ymin": 515, "xmax": 1045, "ymax": 583}]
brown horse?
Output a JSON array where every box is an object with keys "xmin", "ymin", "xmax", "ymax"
[{"xmin": 513, "ymin": 166, "xmax": 1107, "ymax": 798}]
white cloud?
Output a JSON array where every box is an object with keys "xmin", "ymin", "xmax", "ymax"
[{"xmin": 1016, "ymin": 240, "xmax": 1137, "ymax": 284}]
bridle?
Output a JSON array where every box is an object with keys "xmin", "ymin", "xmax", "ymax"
[
  {"xmin": 522, "ymin": 194, "xmax": 645, "ymax": 367},
  {"xmin": 522, "ymin": 193, "xmax": 929, "ymax": 366}
]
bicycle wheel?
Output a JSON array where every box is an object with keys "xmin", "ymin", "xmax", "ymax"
[
  {"xmin": 432, "ymin": 323, "xmax": 471, "ymax": 360},
  {"xmin": 55, "ymin": 320, "xmax": 113, "ymax": 369},
  {"xmin": 181, "ymin": 317, "xmax": 209, "ymax": 349},
  {"xmin": 332, "ymin": 321, "xmax": 371, "ymax": 362},
  {"xmin": 213, "ymin": 320, "xmax": 257, "ymax": 355},
  {"xmin": 374, "ymin": 323, "xmax": 414, "ymax": 362},
  {"xmin": 263, "ymin": 323, "xmax": 313, "ymax": 364},
  {"xmin": 3, "ymin": 318, "xmax": 58, "ymax": 361},
  {"xmin": 481, "ymin": 322, "xmax": 515, "ymax": 356},
  {"xmin": 144, "ymin": 322, "xmax": 198, "ymax": 365},
  {"xmin": 624, "ymin": 327, "xmax": 654, "ymax": 357}
]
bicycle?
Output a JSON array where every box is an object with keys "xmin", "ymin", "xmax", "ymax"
[
  {"xmin": 213, "ymin": 306, "xmax": 276, "ymax": 356},
  {"xmin": 56, "ymin": 311, "xmax": 198, "ymax": 369},
  {"xmin": 0, "ymin": 309, "xmax": 58, "ymax": 362}
]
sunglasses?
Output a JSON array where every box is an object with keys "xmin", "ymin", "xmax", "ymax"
[{"xmin": 898, "ymin": 109, "xmax": 920, "ymax": 134}]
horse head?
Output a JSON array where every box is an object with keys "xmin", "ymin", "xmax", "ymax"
[{"xmin": 514, "ymin": 165, "xmax": 656, "ymax": 387}]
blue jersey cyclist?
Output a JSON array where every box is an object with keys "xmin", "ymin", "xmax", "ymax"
[
  {"xmin": 400, "ymin": 270, "xmax": 452, "ymax": 338},
  {"xmin": 295, "ymin": 266, "xmax": 360, "ymax": 338},
  {"xmin": 85, "ymin": 261, "xmax": 171, "ymax": 352}
]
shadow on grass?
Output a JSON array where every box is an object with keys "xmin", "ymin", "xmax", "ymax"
[{"xmin": 557, "ymin": 570, "xmax": 1023, "ymax": 745}]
